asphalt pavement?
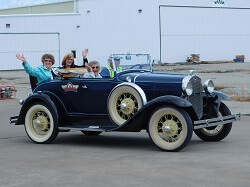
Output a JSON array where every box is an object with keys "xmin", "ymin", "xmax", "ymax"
[
  {"xmin": 0, "ymin": 62, "xmax": 250, "ymax": 186},
  {"xmin": 0, "ymin": 99, "xmax": 249, "ymax": 187}
]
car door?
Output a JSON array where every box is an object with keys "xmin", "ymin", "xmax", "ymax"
[{"xmin": 59, "ymin": 78, "xmax": 116, "ymax": 114}]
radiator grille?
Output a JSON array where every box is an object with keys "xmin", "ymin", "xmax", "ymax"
[{"xmin": 187, "ymin": 76, "xmax": 203, "ymax": 119}]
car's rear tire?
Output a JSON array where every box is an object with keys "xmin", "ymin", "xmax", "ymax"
[
  {"xmin": 108, "ymin": 83, "xmax": 146, "ymax": 125},
  {"xmin": 148, "ymin": 106, "xmax": 193, "ymax": 152},
  {"xmin": 194, "ymin": 102, "xmax": 232, "ymax": 141},
  {"xmin": 81, "ymin": 131, "xmax": 102, "ymax": 136},
  {"xmin": 24, "ymin": 102, "xmax": 58, "ymax": 143}
]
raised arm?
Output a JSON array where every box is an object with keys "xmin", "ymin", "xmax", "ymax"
[
  {"xmin": 82, "ymin": 48, "xmax": 89, "ymax": 66},
  {"xmin": 16, "ymin": 54, "xmax": 27, "ymax": 63}
]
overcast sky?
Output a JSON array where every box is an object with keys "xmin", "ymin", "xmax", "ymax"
[{"xmin": 0, "ymin": 0, "xmax": 63, "ymax": 9}]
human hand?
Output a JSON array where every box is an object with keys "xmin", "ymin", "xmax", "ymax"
[
  {"xmin": 82, "ymin": 48, "xmax": 89, "ymax": 59},
  {"xmin": 16, "ymin": 54, "xmax": 26, "ymax": 63},
  {"xmin": 85, "ymin": 63, "xmax": 92, "ymax": 72}
]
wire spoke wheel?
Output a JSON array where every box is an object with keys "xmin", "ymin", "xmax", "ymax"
[
  {"xmin": 108, "ymin": 83, "xmax": 146, "ymax": 125},
  {"xmin": 156, "ymin": 114, "xmax": 183, "ymax": 143},
  {"xmin": 195, "ymin": 102, "xmax": 232, "ymax": 141},
  {"xmin": 25, "ymin": 103, "xmax": 58, "ymax": 143},
  {"xmin": 116, "ymin": 92, "xmax": 138, "ymax": 120},
  {"xmin": 148, "ymin": 106, "xmax": 193, "ymax": 152}
]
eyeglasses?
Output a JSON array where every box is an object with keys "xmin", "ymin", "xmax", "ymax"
[
  {"xmin": 44, "ymin": 59, "xmax": 52, "ymax": 62},
  {"xmin": 92, "ymin": 66, "xmax": 99, "ymax": 69}
]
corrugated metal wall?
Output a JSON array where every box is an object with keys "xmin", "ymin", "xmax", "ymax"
[
  {"xmin": 0, "ymin": 13, "xmax": 81, "ymax": 70},
  {"xmin": 0, "ymin": 33, "xmax": 60, "ymax": 70},
  {"xmin": 77, "ymin": 0, "xmax": 159, "ymax": 67},
  {"xmin": 160, "ymin": 6, "xmax": 250, "ymax": 62},
  {"xmin": 0, "ymin": 0, "xmax": 250, "ymax": 70}
]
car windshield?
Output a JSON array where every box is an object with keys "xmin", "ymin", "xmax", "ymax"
[{"xmin": 98, "ymin": 53, "xmax": 152, "ymax": 72}]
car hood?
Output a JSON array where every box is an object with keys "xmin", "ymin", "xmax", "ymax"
[
  {"xmin": 118, "ymin": 71, "xmax": 185, "ymax": 84},
  {"xmin": 117, "ymin": 71, "xmax": 186, "ymax": 99}
]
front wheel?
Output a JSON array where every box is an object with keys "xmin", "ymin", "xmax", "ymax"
[
  {"xmin": 194, "ymin": 102, "xmax": 232, "ymax": 141},
  {"xmin": 148, "ymin": 106, "xmax": 193, "ymax": 152},
  {"xmin": 24, "ymin": 102, "xmax": 59, "ymax": 143}
]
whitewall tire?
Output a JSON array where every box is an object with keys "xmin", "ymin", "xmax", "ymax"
[
  {"xmin": 24, "ymin": 103, "xmax": 58, "ymax": 143},
  {"xmin": 108, "ymin": 83, "xmax": 146, "ymax": 125},
  {"xmin": 148, "ymin": 106, "xmax": 193, "ymax": 152}
]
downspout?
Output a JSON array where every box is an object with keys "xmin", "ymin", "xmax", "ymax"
[{"xmin": 74, "ymin": 0, "xmax": 79, "ymax": 13}]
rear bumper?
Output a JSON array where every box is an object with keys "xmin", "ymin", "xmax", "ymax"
[{"xmin": 194, "ymin": 113, "xmax": 240, "ymax": 130}]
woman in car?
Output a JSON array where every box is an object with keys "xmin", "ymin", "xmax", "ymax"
[
  {"xmin": 16, "ymin": 53, "xmax": 57, "ymax": 85},
  {"xmin": 61, "ymin": 48, "xmax": 89, "ymax": 68},
  {"xmin": 83, "ymin": 60, "xmax": 102, "ymax": 78}
]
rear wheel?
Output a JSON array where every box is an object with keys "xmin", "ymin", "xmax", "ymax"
[
  {"xmin": 108, "ymin": 84, "xmax": 146, "ymax": 125},
  {"xmin": 148, "ymin": 106, "xmax": 193, "ymax": 152},
  {"xmin": 194, "ymin": 102, "xmax": 232, "ymax": 141},
  {"xmin": 24, "ymin": 102, "xmax": 58, "ymax": 143}
]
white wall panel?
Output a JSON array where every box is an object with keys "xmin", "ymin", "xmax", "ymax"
[{"xmin": 77, "ymin": 0, "xmax": 159, "ymax": 66}]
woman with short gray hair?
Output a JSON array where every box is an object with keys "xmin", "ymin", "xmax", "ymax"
[{"xmin": 83, "ymin": 60, "xmax": 102, "ymax": 78}]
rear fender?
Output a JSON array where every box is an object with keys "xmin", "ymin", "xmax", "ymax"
[{"xmin": 15, "ymin": 93, "xmax": 59, "ymax": 125}]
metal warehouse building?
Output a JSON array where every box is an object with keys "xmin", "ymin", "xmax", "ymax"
[{"xmin": 0, "ymin": 0, "xmax": 250, "ymax": 70}]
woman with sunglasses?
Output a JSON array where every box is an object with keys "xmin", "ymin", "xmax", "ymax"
[
  {"xmin": 83, "ymin": 60, "xmax": 102, "ymax": 78},
  {"xmin": 16, "ymin": 53, "xmax": 58, "ymax": 85}
]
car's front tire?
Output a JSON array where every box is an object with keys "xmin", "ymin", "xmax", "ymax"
[
  {"xmin": 24, "ymin": 102, "xmax": 59, "ymax": 143},
  {"xmin": 194, "ymin": 102, "xmax": 232, "ymax": 141},
  {"xmin": 148, "ymin": 106, "xmax": 193, "ymax": 152}
]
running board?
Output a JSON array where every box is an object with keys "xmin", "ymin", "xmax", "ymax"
[
  {"xmin": 58, "ymin": 126, "xmax": 113, "ymax": 132},
  {"xmin": 193, "ymin": 113, "xmax": 240, "ymax": 130}
]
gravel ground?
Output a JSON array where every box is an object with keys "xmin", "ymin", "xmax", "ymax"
[{"xmin": 0, "ymin": 62, "xmax": 249, "ymax": 114}]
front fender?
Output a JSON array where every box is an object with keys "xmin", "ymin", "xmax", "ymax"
[
  {"xmin": 211, "ymin": 90, "xmax": 231, "ymax": 101},
  {"xmin": 15, "ymin": 93, "xmax": 58, "ymax": 125},
  {"xmin": 113, "ymin": 95, "xmax": 197, "ymax": 132},
  {"xmin": 203, "ymin": 91, "xmax": 231, "ymax": 116}
]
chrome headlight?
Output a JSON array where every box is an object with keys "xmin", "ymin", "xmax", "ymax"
[
  {"xmin": 203, "ymin": 79, "xmax": 214, "ymax": 94},
  {"xmin": 182, "ymin": 77, "xmax": 193, "ymax": 96}
]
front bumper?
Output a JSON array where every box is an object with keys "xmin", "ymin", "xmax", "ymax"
[{"xmin": 194, "ymin": 113, "xmax": 240, "ymax": 130}]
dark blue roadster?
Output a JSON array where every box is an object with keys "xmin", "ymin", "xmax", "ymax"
[{"xmin": 10, "ymin": 54, "xmax": 240, "ymax": 151}]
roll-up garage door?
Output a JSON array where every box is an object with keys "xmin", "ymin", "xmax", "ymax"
[{"xmin": 0, "ymin": 33, "xmax": 60, "ymax": 70}]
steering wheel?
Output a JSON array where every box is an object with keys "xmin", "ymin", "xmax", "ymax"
[{"xmin": 130, "ymin": 64, "xmax": 142, "ymax": 69}]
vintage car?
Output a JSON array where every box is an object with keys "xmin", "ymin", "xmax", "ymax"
[{"xmin": 10, "ymin": 53, "xmax": 240, "ymax": 151}]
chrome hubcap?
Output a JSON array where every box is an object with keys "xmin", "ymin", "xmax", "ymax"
[
  {"xmin": 156, "ymin": 114, "xmax": 182, "ymax": 143},
  {"xmin": 162, "ymin": 120, "xmax": 178, "ymax": 137},
  {"xmin": 120, "ymin": 98, "xmax": 135, "ymax": 115},
  {"xmin": 31, "ymin": 111, "xmax": 50, "ymax": 135}
]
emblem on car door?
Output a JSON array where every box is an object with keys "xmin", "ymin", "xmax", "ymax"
[{"xmin": 61, "ymin": 82, "xmax": 79, "ymax": 92}]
